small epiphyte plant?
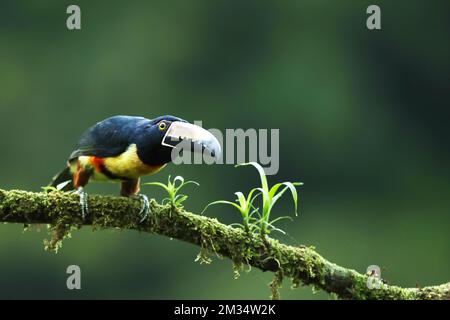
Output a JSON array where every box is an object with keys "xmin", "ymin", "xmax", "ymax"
[
  {"xmin": 203, "ymin": 189, "xmax": 261, "ymax": 233},
  {"xmin": 203, "ymin": 162, "xmax": 302, "ymax": 236},
  {"xmin": 144, "ymin": 175, "xmax": 199, "ymax": 208}
]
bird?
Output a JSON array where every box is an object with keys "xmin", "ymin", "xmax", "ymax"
[{"xmin": 50, "ymin": 115, "xmax": 221, "ymax": 221}]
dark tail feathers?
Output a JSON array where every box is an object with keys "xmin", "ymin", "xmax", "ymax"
[{"xmin": 50, "ymin": 166, "xmax": 75, "ymax": 191}]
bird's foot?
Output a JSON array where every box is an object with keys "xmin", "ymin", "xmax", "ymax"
[
  {"xmin": 132, "ymin": 194, "xmax": 150, "ymax": 223},
  {"xmin": 75, "ymin": 187, "xmax": 89, "ymax": 220}
]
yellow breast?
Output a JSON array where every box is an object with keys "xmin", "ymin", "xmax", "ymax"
[
  {"xmin": 72, "ymin": 144, "xmax": 166, "ymax": 181},
  {"xmin": 102, "ymin": 144, "xmax": 166, "ymax": 179}
]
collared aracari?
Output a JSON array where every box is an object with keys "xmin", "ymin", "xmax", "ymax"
[{"xmin": 50, "ymin": 115, "xmax": 221, "ymax": 221}]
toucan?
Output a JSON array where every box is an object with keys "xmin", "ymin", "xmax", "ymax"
[{"xmin": 50, "ymin": 115, "xmax": 221, "ymax": 221}]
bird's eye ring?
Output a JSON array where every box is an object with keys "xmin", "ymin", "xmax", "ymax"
[{"xmin": 158, "ymin": 122, "xmax": 167, "ymax": 131}]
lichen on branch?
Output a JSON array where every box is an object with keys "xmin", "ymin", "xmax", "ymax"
[{"xmin": 0, "ymin": 188, "xmax": 448, "ymax": 300}]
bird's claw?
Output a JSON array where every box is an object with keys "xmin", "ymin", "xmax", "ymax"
[
  {"xmin": 75, "ymin": 187, "xmax": 89, "ymax": 220},
  {"xmin": 135, "ymin": 194, "xmax": 150, "ymax": 223}
]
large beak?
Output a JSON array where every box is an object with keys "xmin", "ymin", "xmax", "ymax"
[{"xmin": 162, "ymin": 122, "xmax": 221, "ymax": 159}]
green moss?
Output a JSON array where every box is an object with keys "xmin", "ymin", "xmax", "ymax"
[
  {"xmin": 44, "ymin": 223, "xmax": 79, "ymax": 253},
  {"xmin": 232, "ymin": 262, "xmax": 242, "ymax": 279},
  {"xmin": 269, "ymin": 271, "xmax": 283, "ymax": 300},
  {"xmin": 0, "ymin": 188, "xmax": 448, "ymax": 300},
  {"xmin": 195, "ymin": 246, "xmax": 213, "ymax": 265}
]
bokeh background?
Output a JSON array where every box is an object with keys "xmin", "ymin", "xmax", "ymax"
[{"xmin": 0, "ymin": 0, "xmax": 449, "ymax": 299}]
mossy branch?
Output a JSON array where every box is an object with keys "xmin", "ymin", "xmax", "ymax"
[{"xmin": 0, "ymin": 188, "xmax": 448, "ymax": 300}]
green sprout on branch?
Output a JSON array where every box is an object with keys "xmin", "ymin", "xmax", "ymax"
[
  {"xmin": 144, "ymin": 175, "xmax": 199, "ymax": 208},
  {"xmin": 203, "ymin": 162, "xmax": 302, "ymax": 236},
  {"xmin": 203, "ymin": 189, "xmax": 261, "ymax": 233}
]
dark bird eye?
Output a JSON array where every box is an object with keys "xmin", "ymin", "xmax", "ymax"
[{"xmin": 158, "ymin": 122, "xmax": 167, "ymax": 131}]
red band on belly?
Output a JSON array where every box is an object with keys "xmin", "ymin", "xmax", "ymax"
[{"xmin": 90, "ymin": 156, "xmax": 105, "ymax": 173}]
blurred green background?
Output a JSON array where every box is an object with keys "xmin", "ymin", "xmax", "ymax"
[{"xmin": 0, "ymin": 0, "xmax": 449, "ymax": 299}]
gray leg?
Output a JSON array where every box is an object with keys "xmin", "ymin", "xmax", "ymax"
[
  {"xmin": 75, "ymin": 187, "xmax": 89, "ymax": 219},
  {"xmin": 132, "ymin": 194, "xmax": 150, "ymax": 223},
  {"xmin": 121, "ymin": 179, "xmax": 150, "ymax": 223}
]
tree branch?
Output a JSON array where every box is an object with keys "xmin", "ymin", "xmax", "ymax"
[{"xmin": 0, "ymin": 188, "xmax": 448, "ymax": 300}]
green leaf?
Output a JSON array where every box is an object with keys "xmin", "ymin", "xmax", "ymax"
[
  {"xmin": 229, "ymin": 223, "xmax": 245, "ymax": 229},
  {"xmin": 183, "ymin": 180, "xmax": 200, "ymax": 187},
  {"xmin": 234, "ymin": 191, "xmax": 248, "ymax": 210},
  {"xmin": 175, "ymin": 195, "xmax": 188, "ymax": 205},
  {"xmin": 143, "ymin": 182, "xmax": 170, "ymax": 193},
  {"xmin": 256, "ymin": 187, "xmax": 271, "ymax": 217},
  {"xmin": 172, "ymin": 175, "xmax": 185, "ymax": 189},
  {"xmin": 247, "ymin": 188, "xmax": 261, "ymax": 206},
  {"xmin": 268, "ymin": 216, "xmax": 294, "ymax": 224},
  {"xmin": 202, "ymin": 200, "xmax": 244, "ymax": 215},
  {"xmin": 236, "ymin": 162, "xmax": 269, "ymax": 192},
  {"xmin": 268, "ymin": 225, "xmax": 287, "ymax": 235},
  {"xmin": 270, "ymin": 182, "xmax": 299, "ymax": 216},
  {"xmin": 41, "ymin": 185, "xmax": 58, "ymax": 192}
]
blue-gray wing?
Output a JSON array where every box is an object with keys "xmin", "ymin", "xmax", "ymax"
[{"xmin": 68, "ymin": 115, "xmax": 149, "ymax": 161}]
